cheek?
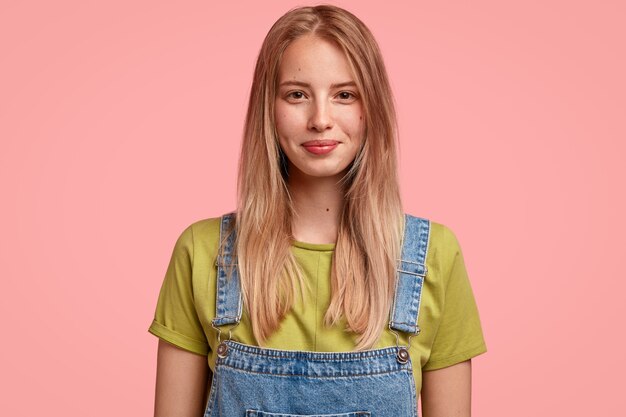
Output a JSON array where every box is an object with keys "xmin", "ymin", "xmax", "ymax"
[
  {"xmin": 274, "ymin": 99, "xmax": 288, "ymax": 127},
  {"xmin": 275, "ymin": 111, "xmax": 303, "ymax": 139},
  {"xmin": 339, "ymin": 108, "xmax": 365, "ymax": 135},
  {"xmin": 274, "ymin": 104, "xmax": 281, "ymax": 129},
  {"xmin": 275, "ymin": 113, "xmax": 289, "ymax": 137},
  {"xmin": 274, "ymin": 103, "xmax": 290, "ymax": 130}
]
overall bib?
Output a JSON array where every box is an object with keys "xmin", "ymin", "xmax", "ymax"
[{"xmin": 204, "ymin": 213, "xmax": 431, "ymax": 417}]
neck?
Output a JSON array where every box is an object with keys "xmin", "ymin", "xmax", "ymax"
[{"xmin": 287, "ymin": 170, "xmax": 346, "ymax": 245}]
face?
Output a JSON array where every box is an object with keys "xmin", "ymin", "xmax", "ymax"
[{"xmin": 274, "ymin": 35, "xmax": 365, "ymax": 181}]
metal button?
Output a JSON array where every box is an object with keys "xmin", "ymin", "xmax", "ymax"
[
  {"xmin": 217, "ymin": 342, "xmax": 229, "ymax": 358},
  {"xmin": 396, "ymin": 347, "xmax": 410, "ymax": 364}
]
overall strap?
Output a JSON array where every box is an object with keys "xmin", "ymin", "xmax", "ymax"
[
  {"xmin": 389, "ymin": 214, "xmax": 431, "ymax": 334},
  {"xmin": 211, "ymin": 212, "xmax": 243, "ymax": 328}
]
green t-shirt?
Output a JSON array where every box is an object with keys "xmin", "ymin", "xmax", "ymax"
[{"xmin": 148, "ymin": 216, "xmax": 487, "ymax": 393}]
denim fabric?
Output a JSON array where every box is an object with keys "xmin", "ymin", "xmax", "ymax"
[
  {"xmin": 212, "ymin": 215, "xmax": 243, "ymax": 328},
  {"xmin": 389, "ymin": 216, "xmax": 430, "ymax": 334},
  {"xmin": 205, "ymin": 213, "xmax": 431, "ymax": 417}
]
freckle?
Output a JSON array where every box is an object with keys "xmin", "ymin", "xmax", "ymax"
[
  {"xmin": 360, "ymin": 116, "xmax": 362, "ymax": 120},
  {"xmin": 298, "ymin": 67, "xmax": 301, "ymax": 71}
]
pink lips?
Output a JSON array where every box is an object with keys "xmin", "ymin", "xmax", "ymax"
[{"xmin": 301, "ymin": 140, "xmax": 339, "ymax": 155}]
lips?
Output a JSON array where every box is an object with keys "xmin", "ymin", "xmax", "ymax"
[
  {"xmin": 301, "ymin": 139, "xmax": 339, "ymax": 146},
  {"xmin": 301, "ymin": 139, "xmax": 339, "ymax": 155}
]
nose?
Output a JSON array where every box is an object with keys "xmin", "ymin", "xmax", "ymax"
[{"xmin": 307, "ymin": 100, "xmax": 333, "ymax": 132}]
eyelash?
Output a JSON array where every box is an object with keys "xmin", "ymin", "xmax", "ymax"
[
  {"xmin": 286, "ymin": 91, "xmax": 357, "ymax": 101},
  {"xmin": 288, "ymin": 91, "xmax": 305, "ymax": 100},
  {"xmin": 337, "ymin": 91, "xmax": 356, "ymax": 100}
]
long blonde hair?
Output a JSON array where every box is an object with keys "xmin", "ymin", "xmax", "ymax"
[{"xmin": 230, "ymin": 4, "xmax": 404, "ymax": 350}]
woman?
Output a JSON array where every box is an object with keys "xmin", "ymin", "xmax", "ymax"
[{"xmin": 149, "ymin": 5, "xmax": 487, "ymax": 417}]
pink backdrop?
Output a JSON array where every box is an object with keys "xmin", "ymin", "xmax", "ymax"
[{"xmin": 1, "ymin": 0, "xmax": 624, "ymax": 415}]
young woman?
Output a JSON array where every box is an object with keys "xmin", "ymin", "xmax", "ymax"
[{"xmin": 149, "ymin": 5, "xmax": 486, "ymax": 417}]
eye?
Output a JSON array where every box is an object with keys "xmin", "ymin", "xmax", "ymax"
[
  {"xmin": 337, "ymin": 91, "xmax": 357, "ymax": 101},
  {"xmin": 287, "ymin": 91, "xmax": 306, "ymax": 100}
]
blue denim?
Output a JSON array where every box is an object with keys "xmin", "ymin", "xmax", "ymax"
[{"xmin": 205, "ymin": 212, "xmax": 431, "ymax": 417}]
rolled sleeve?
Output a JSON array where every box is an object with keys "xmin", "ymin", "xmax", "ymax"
[
  {"xmin": 147, "ymin": 225, "xmax": 209, "ymax": 356},
  {"xmin": 423, "ymin": 226, "xmax": 487, "ymax": 371}
]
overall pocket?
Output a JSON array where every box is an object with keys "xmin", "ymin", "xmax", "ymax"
[{"xmin": 245, "ymin": 411, "xmax": 371, "ymax": 417}]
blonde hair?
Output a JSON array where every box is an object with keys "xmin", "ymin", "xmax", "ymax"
[{"xmin": 229, "ymin": 4, "xmax": 404, "ymax": 350}]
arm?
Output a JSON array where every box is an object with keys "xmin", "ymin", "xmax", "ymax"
[
  {"xmin": 421, "ymin": 359, "xmax": 472, "ymax": 417},
  {"xmin": 154, "ymin": 339, "xmax": 212, "ymax": 417}
]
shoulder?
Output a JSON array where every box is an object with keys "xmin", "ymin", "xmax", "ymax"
[
  {"xmin": 403, "ymin": 213, "xmax": 461, "ymax": 253},
  {"xmin": 404, "ymin": 213, "xmax": 464, "ymax": 278},
  {"xmin": 171, "ymin": 214, "xmax": 230, "ymax": 261},
  {"xmin": 187, "ymin": 216, "xmax": 223, "ymax": 241},
  {"xmin": 430, "ymin": 220, "xmax": 462, "ymax": 257}
]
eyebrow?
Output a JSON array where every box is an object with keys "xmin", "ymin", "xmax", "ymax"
[{"xmin": 278, "ymin": 80, "xmax": 357, "ymax": 89}]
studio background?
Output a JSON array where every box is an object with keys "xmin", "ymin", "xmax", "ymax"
[{"xmin": 1, "ymin": 0, "xmax": 624, "ymax": 415}]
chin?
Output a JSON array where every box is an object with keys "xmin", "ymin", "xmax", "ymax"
[
  {"xmin": 304, "ymin": 168, "xmax": 350, "ymax": 179},
  {"xmin": 287, "ymin": 165, "xmax": 337, "ymax": 179}
]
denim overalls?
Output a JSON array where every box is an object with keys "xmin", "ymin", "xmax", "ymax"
[{"xmin": 204, "ymin": 212, "xmax": 431, "ymax": 417}]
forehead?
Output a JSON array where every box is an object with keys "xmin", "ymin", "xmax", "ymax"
[{"xmin": 278, "ymin": 35, "xmax": 355, "ymax": 84}]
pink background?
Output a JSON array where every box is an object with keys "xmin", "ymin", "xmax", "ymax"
[{"xmin": 1, "ymin": 0, "xmax": 624, "ymax": 415}]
